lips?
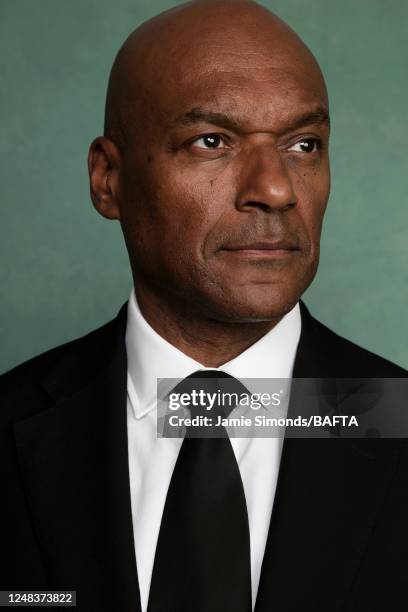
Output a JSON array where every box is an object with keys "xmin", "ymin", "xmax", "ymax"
[
  {"xmin": 218, "ymin": 238, "xmax": 301, "ymax": 262},
  {"xmin": 222, "ymin": 239, "xmax": 300, "ymax": 251}
]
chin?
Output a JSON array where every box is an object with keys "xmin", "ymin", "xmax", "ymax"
[
  {"xmin": 203, "ymin": 287, "xmax": 302, "ymax": 323},
  {"xmin": 195, "ymin": 260, "xmax": 317, "ymax": 323}
]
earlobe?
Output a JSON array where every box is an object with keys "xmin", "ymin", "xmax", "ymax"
[{"xmin": 88, "ymin": 137, "xmax": 121, "ymax": 220}]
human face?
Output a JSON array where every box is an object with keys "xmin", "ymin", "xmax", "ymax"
[{"xmin": 118, "ymin": 40, "xmax": 330, "ymax": 322}]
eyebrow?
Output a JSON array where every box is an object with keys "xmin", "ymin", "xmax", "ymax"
[
  {"xmin": 288, "ymin": 108, "xmax": 330, "ymax": 131},
  {"xmin": 173, "ymin": 106, "xmax": 330, "ymax": 133},
  {"xmin": 175, "ymin": 109, "xmax": 242, "ymax": 132}
]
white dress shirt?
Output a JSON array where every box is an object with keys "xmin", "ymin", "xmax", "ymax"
[{"xmin": 126, "ymin": 289, "xmax": 301, "ymax": 612}]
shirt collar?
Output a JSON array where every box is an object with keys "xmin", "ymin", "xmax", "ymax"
[{"xmin": 125, "ymin": 288, "xmax": 301, "ymax": 419}]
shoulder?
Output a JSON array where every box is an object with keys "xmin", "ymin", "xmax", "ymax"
[
  {"xmin": 0, "ymin": 304, "xmax": 127, "ymax": 422},
  {"xmin": 298, "ymin": 302, "xmax": 407, "ymax": 378}
]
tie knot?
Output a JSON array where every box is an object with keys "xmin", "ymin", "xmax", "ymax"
[{"xmin": 171, "ymin": 370, "xmax": 249, "ymax": 418}]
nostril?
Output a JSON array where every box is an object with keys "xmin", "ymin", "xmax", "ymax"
[
  {"xmin": 241, "ymin": 201, "xmax": 274, "ymax": 213},
  {"xmin": 240, "ymin": 200, "xmax": 297, "ymax": 213}
]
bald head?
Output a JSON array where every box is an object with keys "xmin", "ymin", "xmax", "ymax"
[
  {"xmin": 90, "ymin": 0, "xmax": 330, "ymax": 335},
  {"xmin": 104, "ymin": 0, "xmax": 327, "ymax": 149}
]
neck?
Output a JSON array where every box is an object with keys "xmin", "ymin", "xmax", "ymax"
[{"xmin": 134, "ymin": 285, "xmax": 282, "ymax": 368}]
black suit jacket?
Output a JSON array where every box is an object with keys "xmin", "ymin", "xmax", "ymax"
[{"xmin": 1, "ymin": 301, "xmax": 407, "ymax": 611}]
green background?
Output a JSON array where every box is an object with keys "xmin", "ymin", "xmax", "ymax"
[{"xmin": 1, "ymin": 0, "xmax": 407, "ymax": 373}]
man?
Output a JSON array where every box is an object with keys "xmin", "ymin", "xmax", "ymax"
[{"xmin": 1, "ymin": 1, "xmax": 407, "ymax": 611}]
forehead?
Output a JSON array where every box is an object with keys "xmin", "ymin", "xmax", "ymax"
[
  {"xmin": 157, "ymin": 69, "xmax": 328, "ymax": 135},
  {"xmin": 122, "ymin": 10, "xmax": 329, "ymax": 138},
  {"xmin": 144, "ymin": 38, "xmax": 328, "ymax": 131}
]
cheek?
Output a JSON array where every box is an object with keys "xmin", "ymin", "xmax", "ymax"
[
  {"xmin": 291, "ymin": 161, "xmax": 330, "ymax": 244},
  {"xmin": 121, "ymin": 161, "xmax": 225, "ymax": 271}
]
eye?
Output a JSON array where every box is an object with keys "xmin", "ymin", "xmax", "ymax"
[
  {"xmin": 192, "ymin": 134, "xmax": 225, "ymax": 149},
  {"xmin": 288, "ymin": 138, "xmax": 321, "ymax": 153}
]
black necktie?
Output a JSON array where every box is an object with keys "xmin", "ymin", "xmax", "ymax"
[{"xmin": 147, "ymin": 370, "xmax": 252, "ymax": 612}]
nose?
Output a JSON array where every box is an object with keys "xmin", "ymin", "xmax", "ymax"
[{"xmin": 235, "ymin": 145, "xmax": 297, "ymax": 213}]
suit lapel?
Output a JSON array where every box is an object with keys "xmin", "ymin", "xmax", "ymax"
[
  {"xmin": 255, "ymin": 302, "xmax": 402, "ymax": 612},
  {"xmin": 14, "ymin": 305, "xmax": 141, "ymax": 612},
  {"xmin": 12, "ymin": 299, "xmax": 403, "ymax": 611}
]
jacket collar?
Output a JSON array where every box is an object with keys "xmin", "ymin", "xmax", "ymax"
[
  {"xmin": 14, "ymin": 302, "xmax": 142, "ymax": 611},
  {"xmin": 255, "ymin": 301, "xmax": 402, "ymax": 611}
]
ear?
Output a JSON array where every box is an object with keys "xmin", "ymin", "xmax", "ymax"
[{"xmin": 88, "ymin": 137, "xmax": 121, "ymax": 220}]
